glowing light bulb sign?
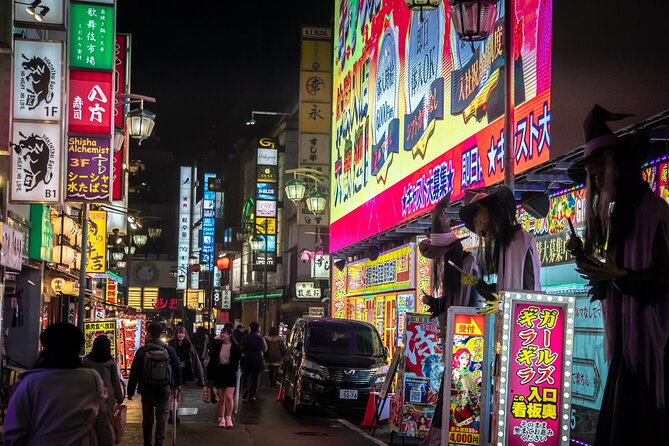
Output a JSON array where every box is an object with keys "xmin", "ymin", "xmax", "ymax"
[{"xmin": 497, "ymin": 292, "xmax": 576, "ymax": 446}]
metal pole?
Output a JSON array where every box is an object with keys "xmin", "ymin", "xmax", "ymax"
[
  {"xmin": 503, "ymin": 0, "xmax": 515, "ymax": 189},
  {"xmin": 77, "ymin": 204, "xmax": 89, "ymax": 330},
  {"xmin": 263, "ymin": 220, "xmax": 269, "ymax": 335}
]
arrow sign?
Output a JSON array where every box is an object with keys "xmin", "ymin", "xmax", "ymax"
[{"xmin": 453, "ymin": 314, "xmax": 484, "ymax": 336}]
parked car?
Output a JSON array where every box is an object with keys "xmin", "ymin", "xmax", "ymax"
[{"xmin": 281, "ymin": 318, "xmax": 388, "ymax": 413}]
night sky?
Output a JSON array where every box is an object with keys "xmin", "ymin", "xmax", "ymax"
[{"xmin": 116, "ymin": 1, "xmax": 335, "ymax": 165}]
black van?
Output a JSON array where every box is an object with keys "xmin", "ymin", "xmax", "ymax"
[{"xmin": 281, "ymin": 318, "xmax": 388, "ymax": 413}]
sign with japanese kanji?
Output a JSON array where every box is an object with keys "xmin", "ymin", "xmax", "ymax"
[
  {"xmin": 300, "ymin": 102, "xmax": 331, "ymax": 133},
  {"xmin": 221, "ymin": 290, "xmax": 231, "ymax": 310},
  {"xmin": 296, "ymin": 281, "xmax": 321, "ymax": 299},
  {"xmin": 444, "ymin": 308, "xmax": 492, "ymax": 446},
  {"xmin": 177, "ymin": 166, "xmax": 192, "ymax": 290},
  {"xmin": 535, "ymin": 232, "xmax": 573, "ymax": 267},
  {"xmin": 498, "ymin": 292, "xmax": 576, "ymax": 446},
  {"xmin": 114, "ymin": 34, "xmax": 130, "ymax": 128},
  {"xmin": 106, "ymin": 282, "xmax": 118, "ymax": 305},
  {"xmin": 116, "ymin": 315, "xmax": 145, "ymax": 378},
  {"xmin": 0, "ymin": 223, "xmax": 24, "ymax": 270},
  {"xmin": 66, "ymin": 135, "xmax": 112, "ymax": 202},
  {"xmin": 68, "ymin": 70, "xmax": 114, "ymax": 135},
  {"xmin": 70, "ymin": 3, "xmax": 115, "ymax": 70},
  {"xmin": 13, "ymin": 40, "xmax": 63, "ymax": 121},
  {"xmin": 10, "ymin": 122, "xmax": 62, "ymax": 203},
  {"xmin": 85, "ymin": 210, "xmax": 107, "ymax": 273},
  {"xmin": 153, "ymin": 296, "xmax": 179, "ymax": 311},
  {"xmin": 300, "ymin": 70, "xmax": 331, "ymax": 103},
  {"xmin": 84, "ymin": 320, "xmax": 116, "ymax": 356},
  {"xmin": 299, "ymin": 133, "xmax": 329, "ymax": 166},
  {"xmin": 311, "ymin": 254, "xmax": 330, "ymax": 279}
]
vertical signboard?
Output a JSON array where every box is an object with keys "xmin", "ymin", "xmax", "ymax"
[
  {"xmin": 113, "ymin": 34, "xmax": 130, "ymax": 200},
  {"xmin": 11, "ymin": 122, "xmax": 62, "ymax": 202},
  {"xmin": 177, "ymin": 166, "xmax": 191, "ymax": 290},
  {"xmin": 444, "ymin": 308, "xmax": 491, "ymax": 446},
  {"xmin": 13, "ymin": 40, "xmax": 63, "ymax": 121},
  {"xmin": 254, "ymin": 137, "xmax": 278, "ymax": 272},
  {"xmin": 65, "ymin": 135, "xmax": 113, "ymax": 202},
  {"xmin": 67, "ymin": 70, "xmax": 114, "ymax": 135},
  {"xmin": 69, "ymin": 2, "xmax": 115, "ymax": 70},
  {"xmin": 105, "ymin": 282, "xmax": 118, "ymax": 305},
  {"xmin": 86, "ymin": 210, "xmax": 107, "ymax": 273},
  {"xmin": 201, "ymin": 172, "xmax": 216, "ymax": 271},
  {"xmin": 497, "ymin": 292, "xmax": 575, "ymax": 446},
  {"xmin": 0, "ymin": 223, "xmax": 24, "ymax": 270},
  {"xmin": 116, "ymin": 314, "xmax": 145, "ymax": 378},
  {"xmin": 29, "ymin": 204, "xmax": 54, "ymax": 262}
]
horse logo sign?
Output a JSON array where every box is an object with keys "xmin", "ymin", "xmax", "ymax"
[
  {"xmin": 11, "ymin": 122, "xmax": 62, "ymax": 202},
  {"xmin": 13, "ymin": 40, "xmax": 62, "ymax": 121}
]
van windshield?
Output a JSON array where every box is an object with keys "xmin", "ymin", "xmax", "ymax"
[{"xmin": 306, "ymin": 323, "xmax": 384, "ymax": 356}]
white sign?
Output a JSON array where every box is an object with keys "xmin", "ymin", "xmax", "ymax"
[
  {"xmin": 308, "ymin": 307, "xmax": 325, "ymax": 318},
  {"xmin": 177, "ymin": 166, "xmax": 191, "ymax": 290},
  {"xmin": 299, "ymin": 133, "xmax": 330, "ymax": 166},
  {"xmin": 14, "ymin": 2, "xmax": 66, "ymax": 30},
  {"xmin": 257, "ymin": 148, "xmax": 278, "ymax": 166},
  {"xmin": 311, "ymin": 254, "xmax": 331, "ymax": 279},
  {"xmin": 232, "ymin": 258, "xmax": 241, "ymax": 291},
  {"xmin": 1, "ymin": 224, "xmax": 24, "ymax": 270},
  {"xmin": 221, "ymin": 290, "xmax": 232, "ymax": 310},
  {"xmin": 11, "ymin": 122, "xmax": 62, "ymax": 203},
  {"xmin": 256, "ymin": 200, "xmax": 277, "ymax": 217},
  {"xmin": 296, "ymin": 281, "xmax": 322, "ymax": 299},
  {"xmin": 14, "ymin": 40, "xmax": 63, "ymax": 121}
]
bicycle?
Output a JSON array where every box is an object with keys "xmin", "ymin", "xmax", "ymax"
[{"xmin": 0, "ymin": 355, "xmax": 28, "ymax": 425}]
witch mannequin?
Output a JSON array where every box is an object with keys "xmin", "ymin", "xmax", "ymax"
[
  {"xmin": 566, "ymin": 104, "xmax": 669, "ymax": 446},
  {"xmin": 418, "ymin": 194, "xmax": 479, "ymax": 446}
]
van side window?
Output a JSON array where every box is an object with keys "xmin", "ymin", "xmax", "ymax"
[{"xmin": 291, "ymin": 322, "xmax": 304, "ymax": 350}]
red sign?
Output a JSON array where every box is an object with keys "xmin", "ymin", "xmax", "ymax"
[
  {"xmin": 68, "ymin": 70, "xmax": 113, "ymax": 135},
  {"xmin": 106, "ymin": 283, "xmax": 118, "ymax": 305},
  {"xmin": 114, "ymin": 35, "xmax": 129, "ymax": 129},
  {"xmin": 112, "ymin": 147, "xmax": 123, "ymax": 201}
]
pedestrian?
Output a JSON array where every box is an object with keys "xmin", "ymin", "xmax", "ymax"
[
  {"xmin": 566, "ymin": 105, "xmax": 669, "ymax": 446},
  {"xmin": 3, "ymin": 323, "xmax": 115, "ymax": 445},
  {"xmin": 168, "ymin": 326, "xmax": 205, "ymax": 423},
  {"xmin": 207, "ymin": 325, "xmax": 242, "ymax": 428},
  {"xmin": 82, "ymin": 334, "xmax": 124, "ymax": 413},
  {"xmin": 241, "ymin": 321, "xmax": 267, "ymax": 401},
  {"xmin": 264, "ymin": 326, "xmax": 286, "ymax": 387},
  {"xmin": 418, "ymin": 194, "xmax": 480, "ymax": 446},
  {"xmin": 127, "ymin": 322, "xmax": 182, "ymax": 446},
  {"xmin": 232, "ymin": 324, "xmax": 245, "ymax": 345},
  {"xmin": 192, "ymin": 326, "xmax": 209, "ymax": 363}
]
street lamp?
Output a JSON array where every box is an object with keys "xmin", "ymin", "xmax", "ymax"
[
  {"xmin": 449, "ymin": 0, "xmax": 498, "ymax": 41},
  {"xmin": 284, "ymin": 178, "xmax": 307, "ymax": 204},
  {"xmin": 133, "ymin": 234, "xmax": 148, "ymax": 247},
  {"xmin": 111, "ymin": 251, "xmax": 124, "ymax": 262},
  {"xmin": 251, "ymin": 222, "xmax": 270, "ymax": 334},
  {"xmin": 245, "ymin": 110, "xmax": 290, "ymax": 126},
  {"xmin": 115, "ymin": 93, "xmax": 157, "ymax": 146},
  {"xmin": 148, "ymin": 228, "xmax": 162, "ymax": 240},
  {"xmin": 405, "ymin": 0, "xmax": 442, "ymax": 21},
  {"xmin": 305, "ymin": 189, "xmax": 328, "ymax": 215},
  {"xmin": 285, "ymin": 168, "xmax": 329, "ymax": 215}
]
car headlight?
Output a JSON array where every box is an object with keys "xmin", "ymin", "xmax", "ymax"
[{"xmin": 300, "ymin": 359, "xmax": 325, "ymax": 381}]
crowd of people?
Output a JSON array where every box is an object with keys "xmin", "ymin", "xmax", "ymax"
[{"xmin": 3, "ymin": 320, "xmax": 287, "ymax": 445}]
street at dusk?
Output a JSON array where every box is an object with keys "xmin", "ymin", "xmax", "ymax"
[{"xmin": 1, "ymin": 1, "xmax": 669, "ymax": 446}]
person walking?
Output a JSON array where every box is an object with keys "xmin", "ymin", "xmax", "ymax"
[
  {"xmin": 167, "ymin": 326, "xmax": 205, "ymax": 423},
  {"xmin": 82, "ymin": 335, "xmax": 124, "ymax": 414},
  {"xmin": 232, "ymin": 324, "xmax": 245, "ymax": 345},
  {"xmin": 207, "ymin": 325, "xmax": 242, "ymax": 428},
  {"xmin": 192, "ymin": 326, "xmax": 209, "ymax": 363},
  {"xmin": 128, "ymin": 322, "xmax": 182, "ymax": 446},
  {"xmin": 4, "ymin": 323, "xmax": 114, "ymax": 445},
  {"xmin": 263, "ymin": 327, "xmax": 286, "ymax": 387},
  {"xmin": 241, "ymin": 321, "xmax": 267, "ymax": 401}
]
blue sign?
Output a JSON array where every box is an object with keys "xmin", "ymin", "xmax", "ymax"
[
  {"xmin": 201, "ymin": 172, "xmax": 217, "ymax": 271},
  {"xmin": 256, "ymin": 182, "xmax": 277, "ymax": 200}
]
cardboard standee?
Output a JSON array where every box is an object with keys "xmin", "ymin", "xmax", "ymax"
[{"xmin": 370, "ymin": 346, "xmax": 403, "ymax": 436}]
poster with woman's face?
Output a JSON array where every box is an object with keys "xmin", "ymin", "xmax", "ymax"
[{"xmin": 448, "ymin": 333, "xmax": 484, "ymax": 444}]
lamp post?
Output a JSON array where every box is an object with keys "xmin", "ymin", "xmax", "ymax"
[
  {"xmin": 284, "ymin": 168, "xmax": 329, "ymax": 215},
  {"xmin": 250, "ymin": 223, "xmax": 269, "ymax": 334}
]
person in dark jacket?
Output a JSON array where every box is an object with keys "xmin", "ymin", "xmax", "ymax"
[
  {"xmin": 128, "ymin": 323, "xmax": 181, "ymax": 446},
  {"xmin": 264, "ymin": 326, "xmax": 286, "ymax": 387},
  {"xmin": 167, "ymin": 326, "xmax": 205, "ymax": 423},
  {"xmin": 191, "ymin": 326, "xmax": 209, "ymax": 362},
  {"xmin": 208, "ymin": 325, "xmax": 242, "ymax": 428},
  {"xmin": 82, "ymin": 335, "xmax": 124, "ymax": 413},
  {"xmin": 241, "ymin": 321, "xmax": 267, "ymax": 401}
]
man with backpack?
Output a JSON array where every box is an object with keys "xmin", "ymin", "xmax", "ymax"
[{"xmin": 128, "ymin": 323, "xmax": 182, "ymax": 446}]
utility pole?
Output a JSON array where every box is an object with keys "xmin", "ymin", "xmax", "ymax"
[{"xmin": 77, "ymin": 204, "xmax": 89, "ymax": 331}]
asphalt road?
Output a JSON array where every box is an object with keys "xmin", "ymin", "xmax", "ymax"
[{"xmin": 120, "ymin": 372, "xmax": 405, "ymax": 446}]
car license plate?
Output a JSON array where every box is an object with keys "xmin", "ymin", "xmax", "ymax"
[{"xmin": 339, "ymin": 389, "xmax": 358, "ymax": 400}]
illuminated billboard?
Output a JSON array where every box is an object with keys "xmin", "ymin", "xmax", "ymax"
[{"xmin": 331, "ymin": 0, "xmax": 552, "ymax": 251}]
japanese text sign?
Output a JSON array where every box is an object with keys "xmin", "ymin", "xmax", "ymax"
[
  {"xmin": 116, "ymin": 315, "xmax": 145, "ymax": 378},
  {"xmin": 177, "ymin": 166, "xmax": 191, "ymax": 289},
  {"xmin": 85, "ymin": 210, "xmax": 107, "ymax": 273},
  {"xmin": 13, "ymin": 40, "xmax": 63, "ymax": 121},
  {"xmin": 331, "ymin": 265, "xmax": 347, "ymax": 319},
  {"xmin": 70, "ymin": 3, "xmax": 115, "ymax": 70},
  {"xmin": 66, "ymin": 135, "xmax": 112, "ymax": 202},
  {"xmin": 498, "ymin": 292, "xmax": 575, "ymax": 446},
  {"xmin": 444, "ymin": 308, "xmax": 491, "ymax": 446},
  {"xmin": 0, "ymin": 223, "xmax": 24, "ymax": 270},
  {"xmin": 29, "ymin": 204, "xmax": 54, "ymax": 262},
  {"xmin": 84, "ymin": 320, "xmax": 116, "ymax": 356},
  {"xmin": 68, "ymin": 70, "xmax": 114, "ymax": 135},
  {"xmin": 153, "ymin": 297, "xmax": 179, "ymax": 311},
  {"xmin": 106, "ymin": 282, "xmax": 118, "ymax": 305},
  {"xmin": 346, "ymin": 244, "xmax": 414, "ymax": 295},
  {"xmin": 114, "ymin": 34, "xmax": 130, "ymax": 128},
  {"xmin": 295, "ymin": 282, "xmax": 322, "ymax": 299},
  {"xmin": 11, "ymin": 122, "xmax": 62, "ymax": 203}
]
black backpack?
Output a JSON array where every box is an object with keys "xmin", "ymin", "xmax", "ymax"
[{"xmin": 143, "ymin": 343, "xmax": 172, "ymax": 386}]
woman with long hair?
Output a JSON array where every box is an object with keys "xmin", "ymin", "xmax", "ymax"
[
  {"xmin": 207, "ymin": 325, "xmax": 242, "ymax": 428},
  {"xmin": 168, "ymin": 326, "xmax": 205, "ymax": 423},
  {"xmin": 82, "ymin": 335, "xmax": 124, "ymax": 413},
  {"xmin": 4, "ymin": 323, "xmax": 114, "ymax": 445}
]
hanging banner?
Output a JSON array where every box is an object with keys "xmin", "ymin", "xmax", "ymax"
[
  {"xmin": 394, "ymin": 313, "xmax": 443, "ymax": 439},
  {"xmin": 13, "ymin": 40, "xmax": 63, "ymax": 121},
  {"xmin": 114, "ymin": 34, "xmax": 130, "ymax": 129},
  {"xmin": 69, "ymin": 2, "xmax": 115, "ymax": 70},
  {"xmin": 86, "ymin": 210, "xmax": 107, "ymax": 274},
  {"xmin": 68, "ymin": 70, "xmax": 114, "ymax": 135},
  {"xmin": 66, "ymin": 135, "xmax": 113, "ymax": 202},
  {"xmin": 29, "ymin": 204, "xmax": 54, "ymax": 262},
  {"xmin": 177, "ymin": 166, "xmax": 191, "ymax": 289},
  {"xmin": 444, "ymin": 308, "xmax": 491, "ymax": 446},
  {"xmin": 105, "ymin": 282, "xmax": 118, "ymax": 305},
  {"xmin": 497, "ymin": 292, "xmax": 576, "ymax": 446},
  {"xmin": 0, "ymin": 223, "xmax": 24, "ymax": 270},
  {"xmin": 10, "ymin": 122, "xmax": 62, "ymax": 203},
  {"xmin": 83, "ymin": 320, "xmax": 116, "ymax": 356}
]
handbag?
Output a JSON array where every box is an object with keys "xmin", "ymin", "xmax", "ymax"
[
  {"xmin": 112, "ymin": 404, "xmax": 127, "ymax": 444},
  {"xmin": 202, "ymin": 385, "xmax": 212, "ymax": 403}
]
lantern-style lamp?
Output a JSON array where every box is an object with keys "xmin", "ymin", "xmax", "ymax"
[
  {"xmin": 216, "ymin": 256, "xmax": 231, "ymax": 270},
  {"xmin": 305, "ymin": 190, "xmax": 328, "ymax": 215},
  {"xmin": 449, "ymin": 0, "xmax": 498, "ymax": 42},
  {"xmin": 148, "ymin": 228, "xmax": 162, "ymax": 240},
  {"xmin": 124, "ymin": 246, "xmax": 136, "ymax": 255},
  {"xmin": 133, "ymin": 234, "xmax": 148, "ymax": 247},
  {"xmin": 126, "ymin": 108, "xmax": 156, "ymax": 145},
  {"xmin": 405, "ymin": 0, "xmax": 442, "ymax": 21},
  {"xmin": 285, "ymin": 178, "xmax": 307, "ymax": 204},
  {"xmin": 250, "ymin": 235, "xmax": 264, "ymax": 253},
  {"xmin": 111, "ymin": 251, "xmax": 124, "ymax": 261}
]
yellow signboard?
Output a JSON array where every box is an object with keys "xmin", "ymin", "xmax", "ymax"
[
  {"xmin": 86, "ymin": 210, "xmax": 107, "ymax": 273},
  {"xmin": 83, "ymin": 320, "xmax": 116, "ymax": 356},
  {"xmin": 300, "ymin": 101, "xmax": 331, "ymax": 133},
  {"xmin": 301, "ymin": 39, "xmax": 332, "ymax": 73},
  {"xmin": 256, "ymin": 217, "xmax": 276, "ymax": 235},
  {"xmin": 346, "ymin": 244, "xmax": 414, "ymax": 295}
]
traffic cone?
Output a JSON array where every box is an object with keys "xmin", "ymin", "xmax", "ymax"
[
  {"xmin": 275, "ymin": 383, "xmax": 284, "ymax": 402},
  {"xmin": 360, "ymin": 386, "xmax": 377, "ymax": 428}
]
